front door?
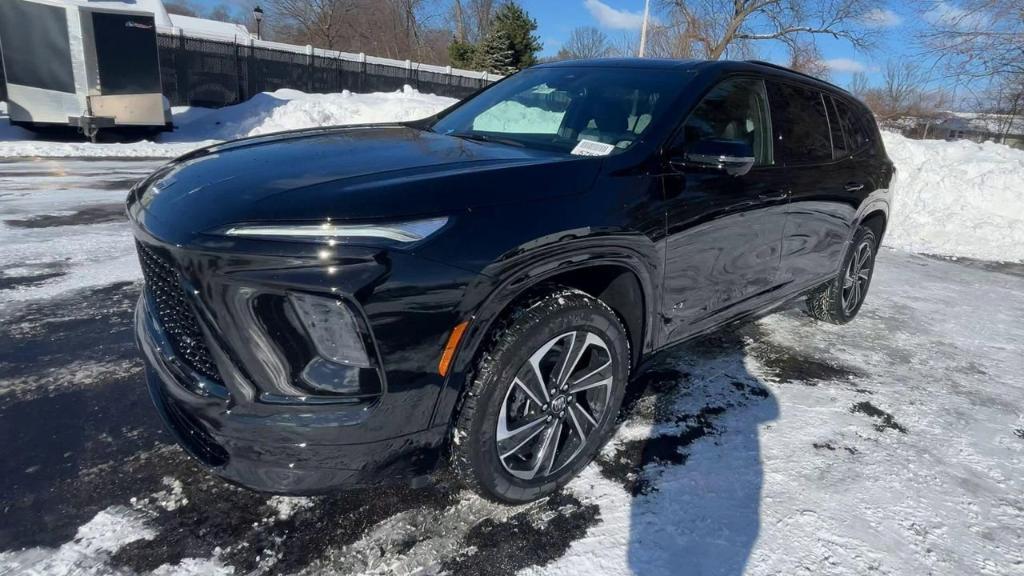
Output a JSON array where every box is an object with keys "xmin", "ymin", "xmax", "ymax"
[{"xmin": 661, "ymin": 77, "xmax": 788, "ymax": 343}]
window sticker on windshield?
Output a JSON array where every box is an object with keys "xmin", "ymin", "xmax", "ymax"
[{"xmin": 571, "ymin": 139, "xmax": 615, "ymax": 157}]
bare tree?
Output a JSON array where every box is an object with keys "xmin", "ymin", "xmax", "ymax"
[
  {"xmin": 917, "ymin": 0, "xmax": 1023, "ymax": 84},
  {"xmin": 269, "ymin": 0, "xmax": 453, "ymax": 63},
  {"xmin": 856, "ymin": 60, "xmax": 950, "ymax": 138},
  {"xmin": 449, "ymin": 0, "xmax": 497, "ymax": 44},
  {"xmin": 556, "ymin": 26, "xmax": 613, "ymax": 60},
  {"xmin": 916, "ymin": 0, "xmax": 1023, "ymax": 125},
  {"xmin": 879, "ymin": 60, "xmax": 928, "ymax": 119},
  {"xmin": 983, "ymin": 77, "xmax": 1024, "ymax": 142},
  {"xmin": 270, "ymin": 0, "xmax": 357, "ymax": 50},
  {"xmin": 848, "ymin": 71, "xmax": 870, "ymax": 98},
  {"xmin": 657, "ymin": 0, "xmax": 882, "ymax": 60},
  {"xmin": 787, "ymin": 41, "xmax": 831, "ymax": 79}
]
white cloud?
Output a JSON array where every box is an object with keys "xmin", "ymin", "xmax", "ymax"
[
  {"xmin": 821, "ymin": 58, "xmax": 870, "ymax": 73},
  {"xmin": 583, "ymin": 0, "xmax": 646, "ymax": 31},
  {"xmin": 861, "ymin": 8, "xmax": 902, "ymax": 27},
  {"xmin": 924, "ymin": 1, "xmax": 985, "ymax": 28}
]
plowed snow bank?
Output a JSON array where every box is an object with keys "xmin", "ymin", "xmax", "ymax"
[{"xmin": 882, "ymin": 132, "xmax": 1024, "ymax": 263}]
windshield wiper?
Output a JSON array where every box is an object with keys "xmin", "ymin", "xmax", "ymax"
[{"xmin": 449, "ymin": 132, "xmax": 526, "ymax": 148}]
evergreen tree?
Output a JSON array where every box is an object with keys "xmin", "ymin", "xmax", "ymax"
[
  {"xmin": 477, "ymin": 29, "xmax": 516, "ymax": 75},
  {"xmin": 489, "ymin": 2, "xmax": 541, "ymax": 70},
  {"xmin": 447, "ymin": 1, "xmax": 540, "ymax": 73},
  {"xmin": 448, "ymin": 39, "xmax": 478, "ymax": 69}
]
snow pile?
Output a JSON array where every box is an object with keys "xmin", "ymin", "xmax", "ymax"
[
  {"xmin": 472, "ymin": 100, "xmax": 564, "ymax": 133},
  {"xmin": 882, "ymin": 132, "xmax": 1024, "ymax": 262},
  {"xmin": 0, "ymin": 86, "xmax": 455, "ymax": 159},
  {"xmin": 165, "ymin": 86, "xmax": 455, "ymax": 142}
]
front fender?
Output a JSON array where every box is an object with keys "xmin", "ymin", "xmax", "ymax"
[{"xmin": 427, "ymin": 234, "xmax": 661, "ymax": 429}]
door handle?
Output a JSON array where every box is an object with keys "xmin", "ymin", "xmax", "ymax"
[
  {"xmin": 758, "ymin": 190, "xmax": 788, "ymax": 202},
  {"xmin": 844, "ymin": 182, "xmax": 865, "ymax": 192}
]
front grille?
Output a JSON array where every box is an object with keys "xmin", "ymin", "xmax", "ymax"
[{"xmin": 136, "ymin": 241, "xmax": 223, "ymax": 383}]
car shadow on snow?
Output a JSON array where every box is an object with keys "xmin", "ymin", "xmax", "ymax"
[{"xmin": 598, "ymin": 326, "xmax": 779, "ymax": 576}]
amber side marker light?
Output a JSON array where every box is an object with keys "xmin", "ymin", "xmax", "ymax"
[{"xmin": 438, "ymin": 321, "xmax": 469, "ymax": 377}]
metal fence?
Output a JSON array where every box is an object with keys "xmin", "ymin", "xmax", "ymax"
[
  {"xmin": 156, "ymin": 32, "xmax": 499, "ymax": 108},
  {"xmin": 0, "ymin": 29, "xmax": 495, "ymax": 109}
]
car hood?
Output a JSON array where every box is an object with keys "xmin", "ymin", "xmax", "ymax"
[{"xmin": 131, "ymin": 125, "xmax": 601, "ymax": 244}]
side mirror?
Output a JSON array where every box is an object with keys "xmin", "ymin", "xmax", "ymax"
[{"xmin": 671, "ymin": 139, "xmax": 756, "ymax": 177}]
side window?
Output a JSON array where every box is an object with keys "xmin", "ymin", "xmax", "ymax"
[
  {"xmin": 826, "ymin": 96, "xmax": 849, "ymax": 158},
  {"xmin": 833, "ymin": 98, "xmax": 871, "ymax": 152},
  {"xmin": 681, "ymin": 77, "xmax": 773, "ymax": 166},
  {"xmin": 767, "ymin": 82, "xmax": 833, "ymax": 164}
]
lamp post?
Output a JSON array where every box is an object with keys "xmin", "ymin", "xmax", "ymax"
[{"xmin": 253, "ymin": 5, "xmax": 264, "ymax": 40}]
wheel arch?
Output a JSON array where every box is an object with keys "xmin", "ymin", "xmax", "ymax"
[
  {"xmin": 428, "ymin": 248, "xmax": 657, "ymax": 430},
  {"xmin": 859, "ymin": 209, "xmax": 888, "ymax": 244}
]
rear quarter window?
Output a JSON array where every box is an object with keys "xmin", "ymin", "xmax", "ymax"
[
  {"xmin": 833, "ymin": 98, "xmax": 873, "ymax": 152},
  {"xmin": 767, "ymin": 82, "xmax": 833, "ymax": 164}
]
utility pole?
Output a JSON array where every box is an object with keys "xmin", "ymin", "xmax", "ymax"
[{"xmin": 638, "ymin": 0, "xmax": 650, "ymax": 57}]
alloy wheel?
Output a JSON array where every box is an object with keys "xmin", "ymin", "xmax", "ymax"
[
  {"xmin": 842, "ymin": 240, "xmax": 873, "ymax": 314},
  {"xmin": 495, "ymin": 330, "xmax": 615, "ymax": 480}
]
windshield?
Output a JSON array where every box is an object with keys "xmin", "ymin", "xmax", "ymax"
[{"xmin": 430, "ymin": 66, "xmax": 692, "ymax": 155}]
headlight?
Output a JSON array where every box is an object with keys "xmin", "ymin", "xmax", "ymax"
[{"xmin": 221, "ymin": 217, "xmax": 448, "ymax": 244}]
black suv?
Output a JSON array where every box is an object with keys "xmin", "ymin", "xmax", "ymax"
[{"xmin": 130, "ymin": 59, "xmax": 892, "ymax": 503}]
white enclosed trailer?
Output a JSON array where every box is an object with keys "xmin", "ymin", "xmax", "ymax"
[{"xmin": 0, "ymin": 0, "xmax": 172, "ymax": 140}]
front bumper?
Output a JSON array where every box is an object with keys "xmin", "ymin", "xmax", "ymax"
[{"xmin": 137, "ymin": 294, "xmax": 446, "ymax": 493}]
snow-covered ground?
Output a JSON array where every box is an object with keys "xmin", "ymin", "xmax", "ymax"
[{"xmin": 1, "ymin": 153, "xmax": 1022, "ymax": 576}]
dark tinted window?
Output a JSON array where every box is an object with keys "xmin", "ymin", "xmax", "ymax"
[
  {"xmin": 833, "ymin": 98, "xmax": 871, "ymax": 152},
  {"xmin": 826, "ymin": 96, "xmax": 848, "ymax": 158},
  {"xmin": 0, "ymin": 1, "xmax": 75, "ymax": 93},
  {"xmin": 767, "ymin": 82, "xmax": 832, "ymax": 164},
  {"xmin": 92, "ymin": 12, "xmax": 162, "ymax": 95},
  {"xmin": 682, "ymin": 77, "xmax": 773, "ymax": 166}
]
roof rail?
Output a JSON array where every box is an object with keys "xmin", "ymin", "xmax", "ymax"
[{"xmin": 743, "ymin": 60, "xmax": 851, "ymax": 94}]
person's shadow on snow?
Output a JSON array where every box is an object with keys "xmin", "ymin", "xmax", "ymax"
[{"xmin": 620, "ymin": 326, "xmax": 779, "ymax": 576}]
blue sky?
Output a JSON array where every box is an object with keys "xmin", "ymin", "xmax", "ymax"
[
  {"xmin": 192, "ymin": 0, "xmax": 926, "ymax": 90},
  {"xmin": 516, "ymin": 0, "xmax": 920, "ymax": 88}
]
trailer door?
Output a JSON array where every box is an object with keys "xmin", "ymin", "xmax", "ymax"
[
  {"xmin": 87, "ymin": 11, "xmax": 167, "ymax": 126},
  {"xmin": 90, "ymin": 12, "xmax": 161, "ymax": 96}
]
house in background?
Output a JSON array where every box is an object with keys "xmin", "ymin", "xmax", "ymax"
[{"xmin": 936, "ymin": 113, "xmax": 1024, "ymax": 150}]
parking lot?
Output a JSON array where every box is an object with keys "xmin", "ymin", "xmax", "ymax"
[{"xmin": 1, "ymin": 158, "xmax": 1022, "ymax": 576}]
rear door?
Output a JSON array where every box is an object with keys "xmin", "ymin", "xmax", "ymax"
[
  {"xmin": 766, "ymin": 81, "xmax": 856, "ymax": 289},
  {"xmin": 660, "ymin": 76, "xmax": 789, "ymax": 343}
]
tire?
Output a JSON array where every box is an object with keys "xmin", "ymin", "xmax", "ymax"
[
  {"xmin": 806, "ymin": 226, "xmax": 877, "ymax": 324},
  {"xmin": 452, "ymin": 288, "xmax": 630, "ymax": 503}
]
